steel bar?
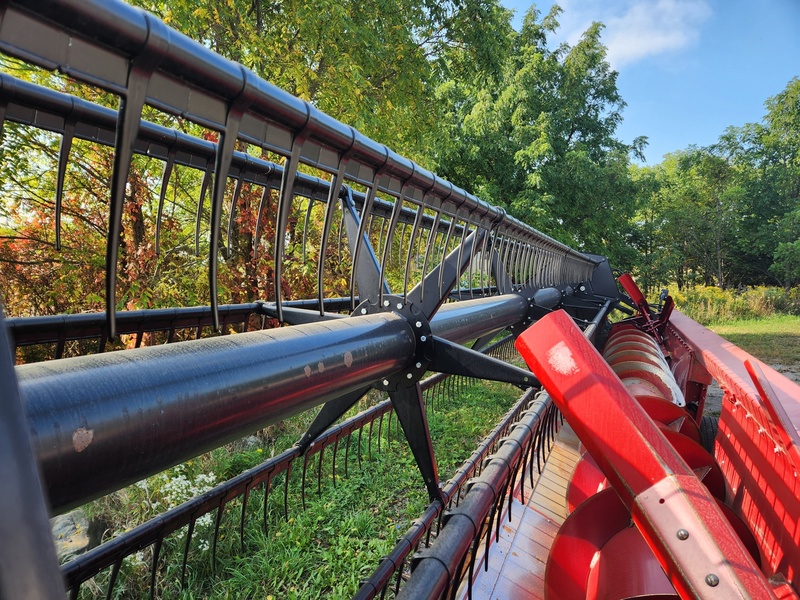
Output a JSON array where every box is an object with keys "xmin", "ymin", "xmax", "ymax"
[
  {"xmin": 18, "ymin": 313, "xmax": 416, "ymax": 513},
  {"xmin": 429, "ymin": 294, "xmax": 529, "ymax": 345}
]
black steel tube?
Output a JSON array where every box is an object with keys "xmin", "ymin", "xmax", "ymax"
[
  {"xmin": 430, "ymin": 294, "xmax": 529, "ymax": 345},
  {"xmin": 18, "ymin": 313, "xmax": 415, "ymax": 513}
]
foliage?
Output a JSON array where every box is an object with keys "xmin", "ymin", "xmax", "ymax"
[
  {"xmin": 630, "ymin": 77, "xmax": 800, "ymax": 292},
  {"xmin": 668, "ymin": 284, "xmax": 800, "ymax": 325},
  {"xmin": 431, "ymin": 5, "xmax": 644, "ymax": 268}
]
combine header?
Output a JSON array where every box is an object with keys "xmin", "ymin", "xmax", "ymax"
[{"xmin": 0, "ymin": 2, "xmax": 797, "ymax": 598}]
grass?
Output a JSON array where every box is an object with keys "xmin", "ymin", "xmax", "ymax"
[
  {"xmin": 77, "ymin": 377, "xmax": 524, "ymax": 599},
  {"xmin": 708, "ymin": 315, "xmax": 800, "ymax": 365}
]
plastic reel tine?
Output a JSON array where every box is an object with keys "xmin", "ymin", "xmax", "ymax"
[
  {"xmin": 180, "ymin": 517, "xmax": 196, "ymax": 589},
  {"xmin": 195, "ymin": 164, "xmax": 212, "ymax": 257},
  {"xmin": 317, "ymin": 446, "xmax": 325, "ymax": 496},
  {"xmin": 483, "ymin": 488, "xmax": 503, "ymax": 570},
  {"xmin": 403, "ymin": 200, "xmax": 425, "ymax": 300},
  {"xmin": 377, "ymin": 412, "xmax": 384, "ymax": 452},
  {"xmin": 274, "ymin": 137, "xmax": 307, "ymax": 324},
  {"xmin": 211, "ymin": 501, "xmax": 226, "ymax": 572},
  {"xmin": 283, "ymin": 460, "xmax": 293, "ymax": 521},
  {"xmin": 506, "ymin": 454, "xmax": 520, "ymax": 521},
  {"xmin": 439, "ymin": 212, "xmax": 457, "ymax": 300},
  {"xmin": 357, "ymin": 425, "xmax": 364, "ymax": 467},
  {"xmin": 302, "ymin": 196, "xmax": 315, "ymax": 264},
  {"xmin": 466, "ymin": 519, "xmax": 486, "ymax": 598},
  {"xmin": 419, "ymin": 208, "xmax": 441, "ymax": 305},
  {"xmin": 155, "ymin": 148, "xmax": 176, "ymax": 256},
  {"xmin": 394, "ymin": 559, "xmax": 404, "ymax": 595},
  {"xmin": 105, "ymin": 558, "xmax": 122, "ymax": 600},
  {"xmin": 519, "ymin": 444, "xmax": 528, "ymax": 504},
  {"xmin": 534, "ymin": 424, "xmax": 544, "ymax": 474},
  {"xmin": 343, "ymin": 431, "xmax": 352, "ymax": 478},
  {"xmin": 301, "ymin": 450, "xmax": 311, "ymax": 511},
  {"xmin": 252, "ymin": 185, "xmax": 272, "ymax": 260},
  {"xmin": 337, "ymin": 210, "xmax": 345, "ymax": 261},
  {"xmin": 149, "ymin": 537, "xmax": 163, "ymax": 600},
  {"xmin": 331, "ymin": 438, "xmax": 339, "ymax": 486},
  {"xmin": 368, "ymin": 419, "xmax": 374, "ymax": 459},
  {"xmin": 449, "ymin": 550, "xmax": 470, "ymax": 600},
  {"xmin": 240, "ymin": 481, "xmax": 252, "ymax": 553},
  {"xmin": 54, "ymin": 119, "xmax": 74, "ymax": 251},
  {"xmin": 317, "ymin": 164, "xmax": 349, "ymax": 316},
  {"xmin": 226, "ymin": 176, "xmax": 244, "ymax": 261},
  {"xmin": 262, "ymin": 474, "xmax": 272, "ymax": 536}
]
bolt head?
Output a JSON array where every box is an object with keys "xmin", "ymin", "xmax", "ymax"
[
  {"xmin": 415, "ymin": 321, "xmax": 422, "ymax": 328},
  {"xmin": 396, "ymin": 303, "xmax": 403, "ymax": 310},
  {"xmin": 705, "ymin": 574, "xmax": 719, "ymax": 587},
  {"xmin": 420, "ymin": 335, "xmax": 427, "ymax": 342},
  {"xmin": 382, "ymin": 379, "xmax": 389, "ymax": 386},
  {"xmin": 416, "ymin": 362, "xmax": 422, "ymax": 368},
  {"xmin": 383, "ymin": 300, "xmax": 390, "ymax": 307},
  {"xmin": 361, "ymin": 308, "xmax": 367, "ymax": 314},
  {"xmin": 406, "ymin": 373, "xmax": 413, "ymax": 379},
  {"xmin": 676, "ymin": 529, "xmax": 689, "ymax": 540}
]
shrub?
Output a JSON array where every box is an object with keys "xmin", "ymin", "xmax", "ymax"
[{"xmin": 666, "ymin": 285, "xmax": 800, "ymax": 325}]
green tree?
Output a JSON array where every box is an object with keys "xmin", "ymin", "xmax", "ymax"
[{"xmin": 432, "ymin": 5, "xmax": 644, "ymax": 267}]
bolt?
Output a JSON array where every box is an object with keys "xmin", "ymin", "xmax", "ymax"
[
  {"xmin": 416, "ymin": 362, "xmax": 422, "ymax": 368},
  {"xmin": 676, "ymin": 529, "xmax": 689, "ymax": 540},
  {"xmin": 415, "ymin": 321, "xmax": 422, "ymax": 328},
  {"xmin": 361, "ymin": 308, "xmax": 367, "ymax": 315},
  {"xmin": 383, "ymin": 300, "xmax": 390, "ymax": 307},
  {"xmin": 397, "ymin": 303, "xmax": 403, "ymax": 310},
  {"xmin": 407, "ymin": 373, "xmax": 413, "ymax": 379},
  {"xmin": 705, "ymin": 574, "xmax": 719, "ymax": 587},
  {"xmin": 420, "ymin": 335, "xmax": 427, "ymax": 342},
  {"xmin": 523, "ymin": 376, "xmax": 529, "ymax": 382},
  {"xmin": 383, "ymin": 379, "xmax": 389, "ymax": 386}
]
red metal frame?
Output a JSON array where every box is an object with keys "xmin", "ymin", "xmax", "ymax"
[
  {"xmin": 516, "ymin": 309, "xmax": 779, "ymax": 598},
  {"xmin": 665, "ymin": 313, "xmax": 800, "ymax": 590}
]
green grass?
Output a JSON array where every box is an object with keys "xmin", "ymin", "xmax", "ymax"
[
  {"xmin": 78, "ymin": 377, "xmax": 524, "ymax": 599},
  {"xmin": 708, "ymin": 315, "xmax": 800, "ymax": 365}
]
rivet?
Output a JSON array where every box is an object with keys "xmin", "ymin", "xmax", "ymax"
[
  {"xmin": 705, "ymin": 574, "xmax": 719, "ymax": 587},
  {"xmin": 420, "ymin": 335, "xmax": 427, "ymax": 342},
  {"xmin": 396, "ymin": 303, "xmax": 403, "ymax": 310},
  {"xmin": 383, "ymin": 379, "xmax": 389, "ymax": 386},
  {"xmin": 676, "ymin": 529, "xmax": 689, "ymax": 540}
]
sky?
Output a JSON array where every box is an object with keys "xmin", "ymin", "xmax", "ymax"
[{"xmin": 499, "ymin": 0, "xmax": 800, "ymax": 164}]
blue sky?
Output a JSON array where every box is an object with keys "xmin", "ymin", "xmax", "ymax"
[{"xmin": 499, "ymin": 0, "xmax": 800, "ymax": 164}]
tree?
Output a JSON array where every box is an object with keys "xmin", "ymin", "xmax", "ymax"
[{"xmin": 431, "ymin": 5, "xmax": 645, "ymax": 267}]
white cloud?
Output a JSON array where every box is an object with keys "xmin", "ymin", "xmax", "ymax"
[{"xmin": 552, "ymin": 0, "xmax": 712, "ymax": 69}]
